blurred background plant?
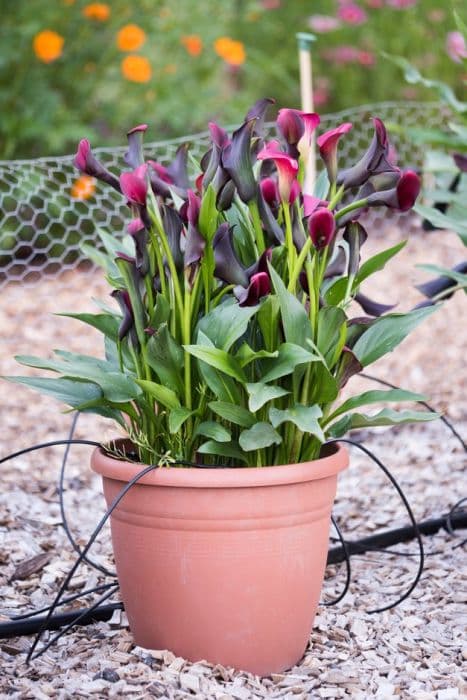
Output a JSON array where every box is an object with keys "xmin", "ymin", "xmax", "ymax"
[{"xmin": 0, "ymin": 0, "xmax": 466, "ymax": 159}]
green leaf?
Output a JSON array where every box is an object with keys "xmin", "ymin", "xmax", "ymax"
[
  {"xmin": 135, "ymin": 379, "xmax": 181, "ymax": 409},
  {"xmin": 236, "ymin": 343, "xmax": 278, "ymax": 367},
  {"xmin": 257, "ymin": 295, "xmax": 281, "ymax": 352},
  {"xmin": 313, "ymin": 169, "xmax": 330, "ymax": 200},
  {"xmin": 194, "ymin": 421, "xmax": 231, "ymax": 442},
  {"xmin": 208, "ymin": 401, "xmax": 256, "ymax": 428},
  {"xmin": 146, "ymin": 323, "xmax": 184, "ymax": 393},
  {"xmin": 245, "ymin": 382, "xmax": 290, "ymax": 412},
  {"xmin": 192, "ymin": 332, "xmax": 243, "ymax": 404},
  {"xmin": 316, "ymin": 307, "xmax": 347, "ymax": 369},
  {"xmin": 198, "ymin": 183, "xmax": 218, "ymax": 241},
  {"xmin": 328, "ymin": 408, "xmax": 439, "ymax": 438},
  {"xmin": 269, "ymin": 405, "xmax": 324, "ymax": 441},
  {"xmin": 168, "ymin": 407, "xmax": 194, "ymax": 434},
  {"xmin": 323, "ymin": 277, "xmax": 348, "ymax": 306},
  {"xmin": 268, "ymin": 263, "xmax": 312, "ymax": 347},
  {"xmin": 197, "ymin": 440, "xmax": 248, "ymax": 464},
  {"xmin": 354, "ymin": 241, "xmax": 406, "ymax": 287},
  {"xmin": 148, "ymin": 294, "xmax": 171, "ymax": 329},
  {"xmin": 352, "ymin": 306, "xmax": 438, "ymax": 367},
  {"xmin": 184, "ymin": 344, "xmax": 246, "ymax": 383},
  {"xmin": 414, "ymin": 204, "xmax": 467, "ymax": 245},
  {"xmin": 5, "ymin": 376, "xmax": 102, "ymax": 408},
  {"xmin": 326, "ymin": 388, "xmax": 427, "ymax": 423},
  {"xmin": 260, "ymin": 343, "xmax": 318, "ymax": 383},
  {"xmin": 197, "ymin": 300, "xmax": 259, "ymax": 351},
  {"xmin": 239, "ymin": 422, "xmax": 282, "ymax": 451},
  {"xmin": 416, "ymin": 264, "xmax": 467, "ymax": 287},
  {"xmin": 57, "ymin": 312, "xmax": 120, "ymax": 342}
]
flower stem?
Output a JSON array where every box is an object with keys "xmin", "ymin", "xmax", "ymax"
[
  {"xmin": 248, "ymin": 199, "xmax": 265, "ymax": 254},
  {"xmin": 282, "ymin": 202, "xmax": 296, "ymax": 282},
  {"xmin": 334, "ymin": 197, "xmax": 368, "ymax": 221}
]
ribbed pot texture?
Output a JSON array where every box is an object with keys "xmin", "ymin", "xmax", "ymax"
[{"xmin": 91, "ymin": 442, "xmax": 348, "ymax": 676}]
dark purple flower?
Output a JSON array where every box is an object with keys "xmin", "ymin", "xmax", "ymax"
[
  {"xmin": 120, "ymin": 165, "xmax": 148, "ymax": 206},
  {"xmin": 111, "ymin": 289, "xmax": 134, "ymax": 341},
  {"xmin": 354, "ymin": 293, "xmax": 395, "ymax": 317},
  {"xmin": 317, "ymin": 122, "xmax": 353, "ymax": 182},
  {"xmin": 308, "ymin": 208, "xmax": 336, "ymax": 250},
  {"xmin": 166, "ymin": 143, "xmax": 190, "ymax": 191},
  {"xmin": 236, "ymin": 272, "xmax": 271, "ymax": 306},
  {"xmin": 125, "ymin": 124, "xmax": 148, "ymax": 169},
  {"xmin": 184, "ymin": 190, "xmax": 205, "ymax": 269},
  {"xmin": 221, "ymin": 119, "xmax": 258, "ymax": 203},
  {"xmin": 244, "ymin": 97, "xmax": 275, "ymax": 139},
  {"xmin": 213, "ymin": 223, "xmax": 249, "ymax": 287},
  {"xmin": 453, "ymin": 153, "xmax": 467, "ymax": 172},
  {"xmin": 277, "ymin": 108, "xmax": 305, "ymax": 156},
  {"xmin": 74, "ymin": 139, "xmax": 121, "ymax": 192},
  {"xmin": 337, "ymin": 118, "xmax": 398, "ymax": 189},
  {"xmin": 343, "ymin": 221, "xmax": 367, "ymax": 276},
  {"xmin": 161, "ymin": 205, "xmax": 183, "ymax": 270},
  {"xmin": 366, "ymin": 169, "xmax": 421, "ymax": 211}
]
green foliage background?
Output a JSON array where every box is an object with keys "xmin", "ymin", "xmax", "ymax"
[{"xmin": 0, "ymin": 0, "xmax": 465, "ymax": 159}]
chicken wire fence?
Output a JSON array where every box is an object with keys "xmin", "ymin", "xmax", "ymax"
[{"xmin": 0, "ymin": 101, "xmax": 448, "ymax": 290}]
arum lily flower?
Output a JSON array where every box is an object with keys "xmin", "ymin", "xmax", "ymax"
[
  {"xmin": 235, "ymin": 271, "xmax": 271, "ymax": 307},
  {"xmin": 111, "ymin": 289, "xmax": 135, "ymax": 341},
  {"xmin": 277, "ymin": 108, "xmax": 305, "ymax": 156},
  {"xmin": 120, "ymin": 164, "xmax": 148, "ymax": 206},
  {"xmin": 257, "ymin": 140, "xmax": 299, "ymax": 203},
  {"xmin": 343, "ymin": 221, "xmax": 367, "ymax": 277},
  {"xmin": 366, "ymin": 169, "xmax": 421, "ymax": 211},
  {"xmin": 184, "ymin": 190, "xmax": 205, "ymax": 270},
  {"xmin": 74, "ymin": 139, "xmax": 121, "ymax": 192},
  {"xmin": 222, "ymin": 119, "xmax": 258, "ymax": 204},
  {"xmin": 245, "ymin": 97, "xmax": 275, "ymax": 139},
  {"xmin": 213, "ymin": 223, "xmax": 249, "ymax": 287},
  {"xmin": 308, "ymin": 208, "xmax": 336, "ymax": 250},
  {"xmin": 337, "ymin": 118, "xmax": 398, "ymax": 189},
  {"xmin": 297, "ymin": 112, "xmax": 321, "ymax": 164},
  {"xmin": 317, "ymin": 122, "xmax": 353, "ymax": 183},
  {"xmin": 125, "ymin": 124, "xmax": 148, "ymax": 169},
  {"xmin": 303, "ymin": 194, "xmax": 328, "ymax": 217},
  {"xmin": 127, "ymin": 217, "xmax": 149, "ymax": 275}
]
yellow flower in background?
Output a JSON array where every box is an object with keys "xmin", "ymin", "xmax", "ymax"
[
  {"xmin": 214, "ymin": 37, "xmax": 246, "ymax": 66},
  {"xmin": 71, "ymin": 175, "xmax": 96, "ymax": 200},
  {"xmin": 33, "ymin": 30, "xmax": 64, "ymax": 64},
  {"xmin": 181, "ymin": 35, "xmax": 203, "ymax": 57},
  {"xmin": 117, "ymin": 25, "xmax": 147, "ymax": 52},
  {"xmin": 121, "ymin": 55, "xmax": 152, "ymax": 83},
  {"xmin": 83, "ymin": 3, "xmax": 110, "ymax": 20}
]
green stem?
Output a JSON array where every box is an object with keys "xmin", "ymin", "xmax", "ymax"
[
  {"xmin": 288, "ymin": 237, "xmax": 312, "ymax": 292},
  {"xmin": 248, "ymin": 199, "xmax": 265, "ymax": 254},
  {"xmin": 282, "ymin": 202, "xmax": 296, "ymax": 282},
  {"xmin": 334, "ymin": 197, "xmax": 368, "ymax": 221},
  {"xmin": 327, "ymin": 184, "xmax": 345, "ymax": 210},
  {"xmin": 305, "ymin": 257, "xmax": 317, "ymax": 338}
]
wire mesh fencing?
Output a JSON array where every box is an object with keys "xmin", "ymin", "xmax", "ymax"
[{"xmin": 0, "ymin": 102, "xmax": 448, "ymax": 289}]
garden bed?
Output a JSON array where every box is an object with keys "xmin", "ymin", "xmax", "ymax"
[{"xmin": 0, "ymin": 224, "xmax": 465, "ymax": 699}]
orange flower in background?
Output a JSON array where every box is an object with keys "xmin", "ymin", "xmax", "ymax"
[
  {"xmin": 121, "ymin": 55, "xmax": 152, "ymax": 83},
  {"xmin": 181, "ymin": 35, "xmax": 203, "ymax": 57},
  {"xmin": 33, "ymin": 30, "xmax": 64, "ymax": 64},
  {"xmin": 82, "ymin": 3, "xmax": 110, "ymax": 20},
  {"xmin": 71, "ymin": 175, "xmax": 96, "ymax": 200},
  {"xmin": 214, "ymin": 37, "xmax": 246, "ymax": 66},
  {"xmin": 117, "ymin": 24, "xmax": 146, "ymax": 52}
]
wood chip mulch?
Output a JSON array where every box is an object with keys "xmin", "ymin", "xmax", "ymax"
[{"xmin": 0, "ymin": 223, "xmax": 465, "ymax": 699}]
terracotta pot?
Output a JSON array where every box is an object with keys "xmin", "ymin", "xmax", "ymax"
[{"xmin": 91, "ymin": 441, "xmax": 348, "ymax": 676}]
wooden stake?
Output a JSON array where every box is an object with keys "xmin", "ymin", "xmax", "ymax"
[{"xmin": 296, "ymin": 33, "xmax": 317, "ymax": 195}]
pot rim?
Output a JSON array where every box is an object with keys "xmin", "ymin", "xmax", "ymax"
[{"xmin": 91, "ymin": 439, "xmax": 349, "ymax": 488}]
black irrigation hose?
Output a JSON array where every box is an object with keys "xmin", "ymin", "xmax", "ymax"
[{"xmin": 321, "ymin": 515, "xmax": 352, "ymax": 606}]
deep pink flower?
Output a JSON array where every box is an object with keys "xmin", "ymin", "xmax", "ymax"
[
  {"xmin": 308, "ymin": 14, "xmax": 341, "ymax": 32},
  {"xmin": 147, "ymin": 161, "xmax": 173, "ymax": 184},
  {"xmin": 120, "ymin": 165, "xmax": 148, "ymax": 206},
  {"xmin": 277, "ymin": 109, "xmax": 304, "ymax": 146},
  {"xmin": 365, "ymin": 0, "xmax": 383, "ymax": 7},
  {"xmin": 237, "ymin": 272, "xmax": 271, "ymax": 307},
  {"xmin": 323, "ymin": 45, "xmax": 360, "ymax": 65},
  {"xmin": 446, "ymin": 31, "xmax": 467, "ymax": 64},
  {"xmin": 337, "ymin": 3, "xmax": 367, "ymax": 25},
  {"xmin": 297, "ymin": 112, "xmax": 321, "ymax": 163},
  {"xmin": 386, "ymin": 0, "xmax": 417, "ymax": 8},
  {"xmin": 358, "ymin": 51, "xmax": 375, "ymax": 67},
  {"xmin": 127, "ymin": 218, "xmax": 145, "ymax": 234},
  {"xmin": 257, "ymin": 140, "xmax": 299, "ymax": 202},
  {"xmin": 74, "ymin": 139, "xmax": 121, "ymax": 192},
  {"xmin": 303, "ymin": 195, "xmax": 328, "ymax": 217},
  {"xmin": 317, "ymin": 123, "xmax": 353, "ymax": 182},
  {"xmin": 308, "ymin": 208, "xmax": 336, "ymax": 250},
  {"xmin": 260, "ymin": 177, "xmax": 279, "ymax": 206},
  {"xmin": 187, "ymin": 189, "xmax": 201, "ymax": 226},
  {"xmin": 289, "ymin": 179, "xmax": 301, "ymax": 204},
  {"xmin": 313, "ymin": 78, "xmax": 330, "ymax": 107}
]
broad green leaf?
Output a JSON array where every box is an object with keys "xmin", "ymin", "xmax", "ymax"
[
  {"xmin": 146, "ymin": 323, "xmax": 184, "ymax": 394},
  {"xmin": 194, "ymin": 421, "xmax": 231, "ymax": 442},
  {"xmin": 328, "ymin": 408, "xmax": 439, "ymax": 438},
  {"xmin": 198, "ymin": 183, "xmax": 218, "ymax": 241},
  {"xmin": 81, "ymin": 243, "xmax": 122, "ymax": 280},
  {"xmin": 326, "ymin": 388, "xmax": 427, "ymax": 423},
  {"xmin": 316, "ymin": 307, "xmax": 347, "ymax": 369},
  {"xmin": 352, "ymin": 306, "xmax": 438, "ymax": 367},
  {"xmin": 257, "ymin": 295, "xmax": 281, "ymax": 352},
  {"xmin": 313, "ymin": 169, "xmax": 330, "ymax": 200},
  {"xmin": 269, "ymin": 405, "xmax": 324, "ymax": 441},
  {"xmin": 197, "ymin": 440, "xmax": 248, "ymax": 464},
  {"xmin": 57, "ymin": 312, "xmax": 120, "ymax": 342},
  {"xmin": 193, "ymin": 332, "xmax": 243, "ymax": 404},
  {"xmin": 414, "ymin": 204, "xmax": 467, "ymax": 244},
  {"xmin": 307, "ymin": 362, "xmax": 339, "ymax": 403},
  {"xmin": 184, "ymin": 344, "xmax": 246, "ymax": 383},
  {"xmin": 239, "ymin": 422, "xmax": 282, "ymax": 451},
  {"xmin": 135, "ymin": 379, "xmax": 181, "ymax": 409},
  {"xmin": 323, "ymin": 277, "xmax": 348, "ymax": 306},
  {"xmin": 268, "ymin": 263, "xmax": 312, "ymax": 347},
  {"xmin": 148, "ymin": 294, "xmax": 171, "ymax": 329},
  {"xmin": 236, "ymin": 343, "xmax": 278, "ymax": 367},
  {"xmin": 354, "ymin": 241, "xmax": 406, "ymax": 287},
  {"xmin": 5, "ymin": 376, "xmax": 102, "ymax": 408},
  {"xmin": 168, "ymin": 407, "xmax": 194, "ymax": 434},
  {"xmin": 260, "ymin": 343, "xmax": 318, "ymax": 383},
  {"xmin": 197, "ymin": 299, "xmax": 260, "ymax": 351},
  {"xmin": 245, "ymin": 382, "xmax": 290, "ymax": 412},
  {"xmin": 208, "ymin": 401, "xmax": 256, "ymax": 428}
]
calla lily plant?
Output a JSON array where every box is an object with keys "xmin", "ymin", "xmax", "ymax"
[{"xmin": 9, "ymin": 99, "xmax": 440, "ymax": 466}]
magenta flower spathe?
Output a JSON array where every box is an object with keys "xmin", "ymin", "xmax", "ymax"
[
  {"xmin": 317, "ymin": 123, "xmax": 353, "ymax": 183},
  {"xmin": 120, "ymin": 164, "xmax": 148, "ymax": 206},
  {"xmin": 366, "ymin": 170, "xmax": 421, "ymax": 211},
  {"xmin": 237, "ymin": 272, "xmax": 271, "ymax": 307},
  {"xmin": 446, "ymin": 31, "xmax": 467, "ymax": 63},
  {"xmin": 308, "ymin": 208, "xmax": 336, "ymax": 250},
  {"xmin": 74, "ymin": 139, "xmax": 121, "ymax": 192},
  {"xmin": 257, "ymin": 140, "xmax": 299, "ymax": 203}
]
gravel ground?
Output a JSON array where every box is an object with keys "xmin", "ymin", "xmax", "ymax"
[{"xmin": 0, "ymin": 222, "xmax": 466, "ymax": 699}]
